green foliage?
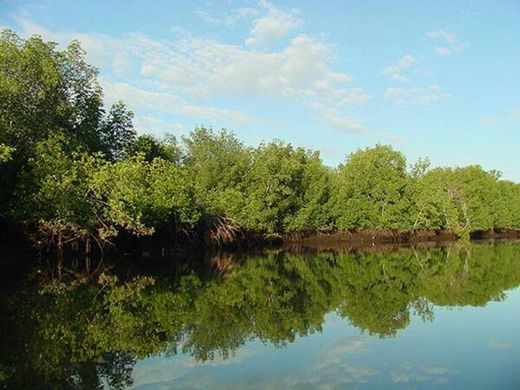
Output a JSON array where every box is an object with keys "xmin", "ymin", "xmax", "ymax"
[
  {"xmin": 92, "ymin": 155, "xmax": 200, "ymax": 232},
  {"xmin": 182, "ymin": 127, "xmax": 251, "ymax": 218},
  {"xmin": 125, "ymin": 133, "xmax": 181, "ymax": 164},
  {"xmin": 0, "ymin": 144, "xmax": 14, "ymax": 163},
  {"xmin": 0, "ymin": 30, "xmax": 137, "ymax": 218},
  {"xmin": 333, "ymin": 145, "xmax": 412, "ymax": 229},
  {"xmin": 410, "ymin": 167, "xmax": 460, "ymax": 230},
  {"xmin": 14, "ymin": 133, "xmax": 106, "ymax": 242},
  {"xmin": 494, "ymin": 180, "xmax": 520, "ymax": 229},
  {"xmin": 241, "ymin": 141, "xmax": 307, "ymax": 232},
  {"xmin": 409, "ymin": 166, "xmax": 513, "ymax": 233},
  {"xmin": 98, "ymin": 101, "xmax": 136, "ymax": 162},
  {"xmin": 0, "ymin": 30, "xmax": 103, "ymax": 156},
  {"xmin": 289, "ymin": 152, "xmax": 334, "ymax": 231},
  {"xmin": 13, "ymin": 134, "xmax": 199, "ymax": 245}
]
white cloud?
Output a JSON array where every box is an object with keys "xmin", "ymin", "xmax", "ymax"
[
  {"xmin": 117, "ymin": 30, "xmax": 370, "ymax": 132},
  {"xmin": 195, "ymin": 0, "xmax": 301, "ymax": 47},
  {"xmin": 479, "ymin": 108, "xmax": 520, "ymax": 125},
  {"xmin": 12, "ymin": 14, "xmax": 371, "ymax": 133},
  {"xmin": 14, "ymin": 17, "xmax": 131, "ymax": 74},
  {"xmin": 103, "ymin": 80, "xmax": 258, "ymax": 125},
  {"xmin": 382, "ymin": 54, "xmax": 416, "ymax": 82},
  {"xmin": 427, "ymin": 30, "xmax": 457, "ymax": 45},
  {"xmin": 426, "ymin": 30, "xmax": 469, "ymax": 56},
  {"xmin": 385, "ymin": 85, "xmax": 450, "ymax": 106},
  {"xmin": 309, "ymin": 103, "xmax": 366, "ymax": 133},
  {"xmin": 245, "ymin": 0, "xmax": 303, "ymax": 47},
  {"xmin": 196, "ymin": 7, "xmax": 259, "ymax": 27},
  {"xmin": 133, "ymin": 116, "xmax": 185, "ymax": 136},
  {"xmin": 374, "ymin": 132, "xmax": 403, "ymax": 144},
  {"xmin": 138, "ymin": 33, "xmax": 351, "ymax": 101}
]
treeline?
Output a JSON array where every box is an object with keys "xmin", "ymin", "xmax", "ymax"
[{"xmin": 1, "ymin": 31, "xmax": 520, "ymax": 250}]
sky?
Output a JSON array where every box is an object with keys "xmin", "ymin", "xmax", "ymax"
[{"xmin": 1, "ymin": 0, "xmax": 519, "ymax": 180}]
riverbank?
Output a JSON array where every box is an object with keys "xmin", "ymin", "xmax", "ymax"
[
  {"xmin": 2, "ymin": 218, "xmax": 520, "ymax": 260},
  {"xmin": 284, "ymin": 228, "xmax": 520, "ymax": 244},
  {"xmin": 282, "ymin": 228, "xmax": 520, "ymax": 251}
]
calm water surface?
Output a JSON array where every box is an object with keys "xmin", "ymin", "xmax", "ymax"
[{"xmin": 1, "ymin": 242, "xmax": 520, "ymax": 389}]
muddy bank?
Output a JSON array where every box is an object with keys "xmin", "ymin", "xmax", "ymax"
[
  {"xmin": 3, "ymin": 217, "xmax": 520, "ymax": 261},
  {"xmin": 470, "ymin": 228, "xmax": 520, "ymax": 240},
  {"xmin": 283, "ymin": 228, "xmax": 520, "ymax": 248}
]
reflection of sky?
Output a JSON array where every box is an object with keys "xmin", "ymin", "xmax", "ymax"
[{"xmin": 130, "ymin": 288, "xmax": 520, "ymax": 389}]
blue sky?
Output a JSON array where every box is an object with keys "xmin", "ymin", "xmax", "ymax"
[{"xmin": 1, "ymin": 0, "xmax": 519, "ymax": 180}]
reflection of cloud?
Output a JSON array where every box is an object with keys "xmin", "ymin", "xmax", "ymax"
[
  {"xmin": 288, "ymin": 364, "xmax": 379, "ymax": 388},
  {"xmin": 132, "ymin": 334, "xmax": 376, "ymax": 389},
  {"xmin": 167, "ymin": 363, "xmax": 378, "ymax": 390},
  {"xmin": 391, "ymin": 364, "xmax": 457, "ymax": 386},
  {"xmin": 391, "ymin": 371, "xmax": 429, "ymax": 383},
  {"xmin": 278, "ymin": 336, "xmax": 378, "ymax": 389},
  {"xmin": 131, "ymin": 348, "xmax": 257, "ymax": 389},
  {"xmin": 423, "ymin": 366, "xmax": 449, "ymax": 375},
  {"xmin": 313, "ymin": 335, "xmax": 369, "ymax": 370},
  {"xmin": 488, "ymin": 340, "xmax": 511, "ymax": 350},
  {"xmin": 133, "ymin": 362, "xmax": 379, "ymax": 389}
]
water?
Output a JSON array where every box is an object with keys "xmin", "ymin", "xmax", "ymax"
[{"xmin": 1, "ymin": 242, "xmax": 520, "ymax": 389}]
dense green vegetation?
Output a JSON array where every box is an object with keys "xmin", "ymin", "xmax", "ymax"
[
  {"xmin": 2, "ymin": 30, "xmax": 520, "ymax": 250},
  {"xmin": 1, "ymin": 242, "xmax": 520, "ymax": 388}
]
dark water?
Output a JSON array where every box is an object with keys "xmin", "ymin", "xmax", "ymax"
[{"xmin": 1, "ymin": 242, "xmax": 520, "ymax": 389}]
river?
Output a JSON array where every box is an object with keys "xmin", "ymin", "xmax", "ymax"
[{"xmin": 1, "ymin": 241, "xmax": 519, "ymax": 389}]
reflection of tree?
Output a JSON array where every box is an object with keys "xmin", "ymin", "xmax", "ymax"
[
  {"xmin": 1, "ymin": 243, "xmax": 520, "ymax": 388},
  {"xmin": 65, "ymin": 352, "xmax": 134, "ymax": 390},
  {"xmin": 419, "ymin": 244, "xmax": 520, "ymax": 306},
  {"xmin": 0, "ymin": 275, "xmax": 189, "ymax": 389},
  {"xmin": 333, "ymin": 251, "xmax": 422, "ymax": 337}
]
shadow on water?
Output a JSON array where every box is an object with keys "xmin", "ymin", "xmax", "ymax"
[{"xmin": 1, "ymin": 240, "xmax": 520, "ymax": 389}]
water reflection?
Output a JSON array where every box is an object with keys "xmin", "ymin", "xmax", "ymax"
[{"xmin": 1, "ymin": 242, "xmax": 520, "ymax": 389}]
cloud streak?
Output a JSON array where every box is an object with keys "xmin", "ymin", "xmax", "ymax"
[
  {"xmin": 12, "ymin": 10, "xmax": 371, "ymax": 133},
  {"xmin": 385, "ymin": 85, "xmax": 450, "ymax": 106},
  {"xmin": 102, "ymin": 80, "xmax": 259, "ymax": 125},
  {"xmin": 426, "ymin": 30, "xmax": 469, "ymax": 56},
  {"xmin": 245, "ymin": 0, "xmax": 303, "ymax": 47},
  {"xmin": 382, "ymin": 54, "xmax": 416, "ymax": 82}
]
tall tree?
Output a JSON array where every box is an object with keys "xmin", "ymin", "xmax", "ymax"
[
  {"xmin": 242, "ymin": 141, "xmax": 307, "ymax": 232},
  {"xmin": 99, "ymin": 101, "xmax": 136, "ymax": 161},
  {"xmin": 333, "ymin": 145, "xmax": 412, "ymax": 229}
]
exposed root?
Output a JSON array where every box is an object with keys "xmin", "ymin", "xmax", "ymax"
[
  {"xmin": 203, "ymin": 215, "xmax": 241, "ymax": 246},
  {"xmin": 32, "ymin": 221, "xmax": 113, "ymax": 255}
]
